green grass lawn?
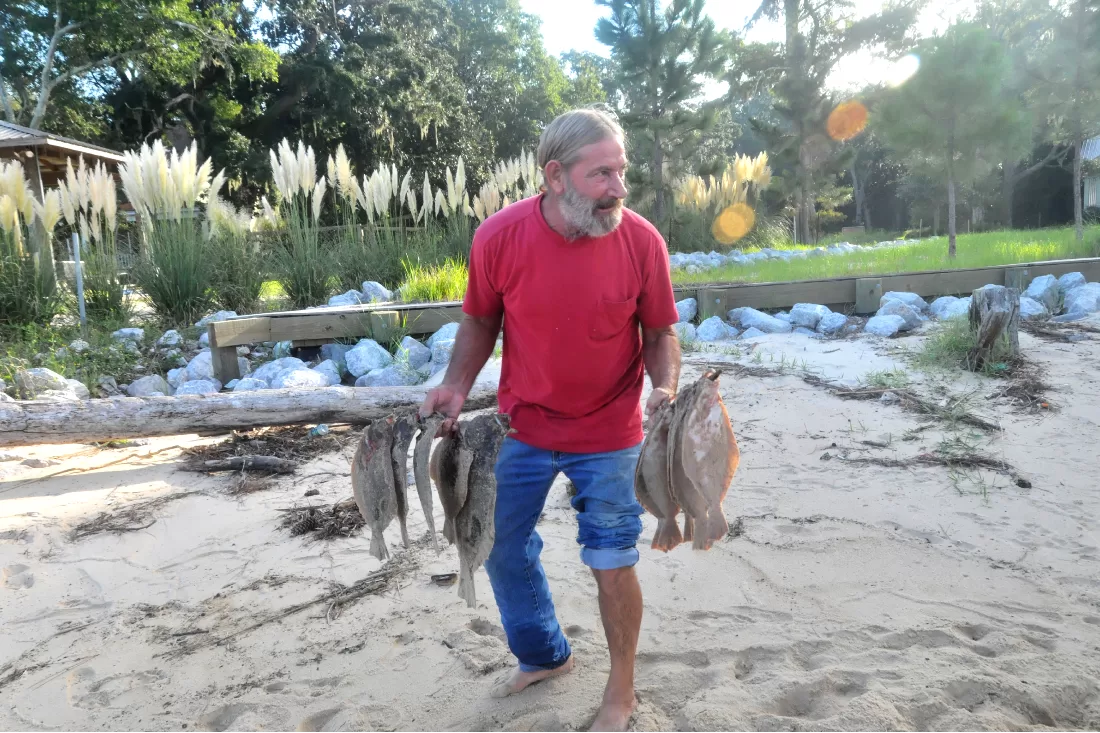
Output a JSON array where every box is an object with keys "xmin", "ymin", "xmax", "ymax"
[{"xmin": 672, "ymin": 226, "xmax": 1100, "ymax": 286}]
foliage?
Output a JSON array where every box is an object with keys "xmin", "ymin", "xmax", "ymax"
[
  {"xmin": 206, "ymin": 196, "xmax": 266, "ymax": 314},
  {"xmin": 0, "ymin": 320, "xmax": 150, "ymax": 394},
  {"xmin": 398, "ymin": 257, "xmax": 469, "ymax": 303},
  {"xmin": 0, "ymin": 161, "xmax": 61, "ymax": 328}
]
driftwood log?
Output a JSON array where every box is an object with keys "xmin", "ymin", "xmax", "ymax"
[
  {"xmin": 0, "ymin": 385, "xmax": 496, "ymax": 448},
  {"xmin": 967, "ymin": 285, "xmax": 1020, "ymax": 370}
]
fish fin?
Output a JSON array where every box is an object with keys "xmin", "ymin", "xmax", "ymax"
[
  {"xmin": 683, "ymin": 514, "xmax": 694, "ymax": 543},
  {"xmin": 442, "ymin": 516, "xmax": 456, "ymax": 545},
  {"xmin": 651, "ymin": 518, "xmax": 684, "ymax": 552},
  {"xmin": 398, "ymin": 516, "xmax": 410, "ymax": 549},
  {"xmin": 691, "ymin": 511, "xmax": 729, "ymax": 551},
  {"xmin": 368, "ymin": 524, "xmax": 389, "ymax": 561},
  {"xmin": 457, "ymin": 564, "xmax": 477, "ymax": 608}
]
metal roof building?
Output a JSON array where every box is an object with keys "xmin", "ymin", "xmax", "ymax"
[{"xmin": 0, "ymin": 119, "xmax": 125, "ymax": 195}]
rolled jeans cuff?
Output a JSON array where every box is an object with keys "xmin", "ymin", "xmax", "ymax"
[{"xmin": 580, "ymin": 546, "xmax": 639, "ymax": 570}]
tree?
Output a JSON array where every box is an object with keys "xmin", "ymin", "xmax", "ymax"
[
  {"xmin": 595, "ymin": 0, "xmax": 730, "ymax": 224},
  {"xmin": 0, "ymin": 0, "xmax": 240, "ymax": 131},
  {"xmin": 746, "ymin": 0, "xmax": 918, "ymax": 243},
  {"xmin": 876, "ymin": 23, "xmax": 1031, "ymax": 256}
]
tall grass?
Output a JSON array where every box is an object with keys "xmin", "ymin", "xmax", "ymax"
[
  {"xmin": 0, "ymin": 161, "xmax": 61, "ymax": 328},
  {"xmin": 206, "ymin": 196, "xmax": 265, "ymax": 313},
  {"xmin": 398, "ymin": 257, "xmax": 468, "ymax": 302},
  {"xmin": 268, "ymin": 138, "xmax": 331, "ymax": 308},
  {"xmin": 672, "ymin": 226, "xmax": 1100, "ymax": 285},
  {"xmin": 668, "ymin": 153, "xmax": 773, "ymax": 252}
]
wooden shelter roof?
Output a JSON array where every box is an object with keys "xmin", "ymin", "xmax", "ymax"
[{"xmin": 0, "ymin": 120, "xmax": 125, "ymax": 189}]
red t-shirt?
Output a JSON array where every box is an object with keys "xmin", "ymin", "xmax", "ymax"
[{"xmin": 462, "ymin": 193, "xmax": 679, "ymax": 454}]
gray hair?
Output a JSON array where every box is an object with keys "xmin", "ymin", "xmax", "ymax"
[{"xmin": 537, "ymin": 107, "xmax": 624, "ymax": 171}]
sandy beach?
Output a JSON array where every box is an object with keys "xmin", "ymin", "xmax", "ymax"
[{"xmin": 3, "ymin": 324, "xmax": 1100, "ymax": 731}]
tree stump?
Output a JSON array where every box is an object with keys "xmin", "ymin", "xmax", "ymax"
[{"xmin": 967, "ymin": 285, "xmax": 1020, "ymax": 370}]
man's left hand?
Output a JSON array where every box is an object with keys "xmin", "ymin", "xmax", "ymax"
[{"xmin": 645, "ymin": 386, "xmax": 674, "ymax": 417}]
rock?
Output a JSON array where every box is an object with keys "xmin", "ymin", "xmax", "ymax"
[
  {"xmin": 0, "ymin": 378, "xmax": 6, "ymax": 394},
  {"xmin": 321, "ymin": 343, "xmax": 353, "ymax": 370},
  {"xmin": 793, "ymin": 327, "xmax": 819, "ymax": 338},
  {"xmin": 726, "ymin": 307, "xmax": 748, "ymax": 325},
  {"xmin": 127, "ymin": 375, "xmax": 172, "ymax": 397},
  {"xmin": 163, "ymin": 349, "xmax": 187, "ymax": 367},
  {"xmin": 1058, "ymin": 272, "xmax": 1086, "ymax": 295},
  {"xmin": 236, "ymin": 346, "xmax": 251, "ymax": 357},
  {"xmin": 157, "ymin": 330, "xmax": 182, "ymax": 348},
  {"xmin": 943, "ymin": 297, "xmax": 972, "ymax": 320},
  {"xmin": 354, "ymin": 364, "xmax": 421, "ymax": 387},
  {"xmin": 32, "ymin": 390, "xmax": 82, "ymax": 403},
  {"xmin": 175, "ymin": 379, "xmax": 221, "ymax": 395},
  {"xmin": 876, "ymin": 300, "xmax": 922, "ymax": 331},
  {"xmin": 0, "ymin": 393, "xmax": 11, "ymax": 403},
  {"xmin": 224, "ymin": 379, "xmax": 240, "ymax": 390},
  {"xmin": 1018, "ymin": 296, "xmax": 1050, "ymax": 321},
  {"xmin": 328, "ymin": 290, "xmax": 365, "ymax": 307},
  {"xmin": 232, "ymin": 378, "xmax": 269, "ymax": 392},
  {"xmin": 880, "ymin": 392, "xmax": 900, "ymax": 404},
  {"xmin": 361, "ymin": 281, "xmax": 394, "ymax": 303},
  {"xmin": 738, "ymin": 308, "xmax": 792, "ymax": 334},
  {"xmin": 252, "ymin": 357, "xmax": 307, "ymax": 384},
  {"xmin": 1063, "ymin": 282, "xmax": 1100, "ymax": 316},
  {"xmin": 817, "ymin": 312, "xmax": 848, "ymax": 335},
  {"xmin": 64, "ymin": 379, "xmax": 90, "ymax": 400},
  {"xmin": 427, "ymin": 323, "xmax": 460, "ymax": 348},
  {"xmin": 397, "ymin": 336, "xmax": 432, "ymax": 369},
  {"xmin": 1052, "ymin": 312, "xmax": 1088, "ymax": 323},
  {"xmin": 696, "ymin": 316, "xmax": 737, "ymax": 342},
  {"xmin": 272, "ymin": 368, "xmax": 330, "ymax": 389},
  {"xmin": 312, "ymin": 360, "xmax": 343, "ymax": 386},
  {"xmin": 880, "ymin": 291, "xmax": 929, "ymax": 313},
  {"xmin": 740, "ymin": 327, "xmax": 767, "ymax": 339},
  {"xmin": 864, "ymin": 314, "xmax": 907, "ymax": 337},
  {"xmin": 167, "ymin": 367, "xmax": 190, "ymax": 389},
  {"xmin": 273, "ymin": 341, "xmax": 293, "ymax": 359},
  {"xmin": 14, "ymin": 368, "xmax": 68, "ymax": 399},
  {"xmin": 673, "ymin": 322, "xmax": 697, "ymax": 341},
  {"xmin": 69, "ymin": 339, "xmax": 91, "ymax": 353},
  {"xmin": 345, "ymin": 339, "xmax": 393, "ymax": 377},
  {"xmin": 774, "ymin": 312, "xmax": 791, "ymax": 323},
  {"xmin": 789, "ymin": 303, "xmax": 831, "ymax": 329},
  {"xmin": 675, "ymin": 298, "xmax": 698, "ymax": 323},
  {"xmin": 185, "ymin": 350, "xmax": 216, "ymax": 382},
  {"xmin": 198, "ymin": 332, "xmax": 210, "ymax": 348},
  {"xmin": 95, "ymin": 376, "xmax": 121, "ymax": 397},
  {"xmin": 929, "ymin": 296, "xmax": 961, "ymax": 319},
  {"xmin": 0, "ymin": 451, "xmax": 21, "ymax": 461},
  {"xmin": 196, "ymin": 311, "xmax": 238, "ymax": 328},
  {"xmin": 1024, "ymin": 274, "xmax": 1060, "ymax": 312},
  {"xmin": 54, "ymin": 347, "xmax": 71, "ymax": 361},
  {"xmin": 237, "ymin": 357, "xmax": 252, "ymax": 377},
  {"xmin": 430, "ymin": 339, "xmax": 456, "ymax": 370},
  {"xmin": 22, "ymin": 458, "xmax": 55, "ymax": 468},
  {"xmin": 111, "ymin": 327, "xmax": 144, "ymax": 343}
]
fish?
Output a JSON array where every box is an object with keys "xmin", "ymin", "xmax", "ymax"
[
  {"xmin": 635, "ymin": 400, "xmax": 683, "ymax": 551},
  {"xmin": 431, "ymin": 431, "xmax": 465, "ymax": 545},
  {"xmin": 389, "ymin": 412, "xmax": 419, "ymax": 549},
  {"xmin": 676, "ymin": 369, "xmax": 740, "ymax": 550},
  {"xmin": 453, "ymin": 413, "xmax": 511, "ymax": 607},
  {"xmin": 667, "ymin": 379, "xmax": 705, "ymax": 544},
  {"xmin": 414, "ymin": 413, "xmax": 446, "ymax": 552},
  {"xmin": 350, "ymin": 415, "xmax": 397, "ymax": 560}
]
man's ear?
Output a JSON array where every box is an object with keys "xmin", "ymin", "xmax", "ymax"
[{"xmin": 542, "ymin": 160, "xmax": 566, "ymax": 195}]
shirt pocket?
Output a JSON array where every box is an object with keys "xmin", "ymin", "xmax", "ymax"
[{"xmin": 589, "ymin": 297, "xmax": 639, "ymax": 341}]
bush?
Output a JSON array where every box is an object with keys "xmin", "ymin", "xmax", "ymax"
[{"xmin": 131, "ymin": 217, "xmax": 214, "ymax": 326}]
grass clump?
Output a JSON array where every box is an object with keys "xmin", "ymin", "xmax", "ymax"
[
  {"xmin": 860, "ymin": 367, "xmax": 912, "ymax": 389},
  {"xmin": 911, "ymin": 317, "xmax": 1016, "ymax": 376},
  {"xmin": 398, "ymin": 257, "xmax": 468, "ymax": 303}
]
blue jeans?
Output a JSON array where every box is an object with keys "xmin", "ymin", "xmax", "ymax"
[{"xmin": 484, "ymin": 436, "xmax": 644, "ymax": 673}]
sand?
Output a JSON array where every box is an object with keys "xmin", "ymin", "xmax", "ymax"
[{"xmin": 2, "ymin": 324, "xmax": 1100, "ymax": 731}]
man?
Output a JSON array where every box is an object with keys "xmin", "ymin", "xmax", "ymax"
[{"xmin": 419, "ymin": 107, "xmax": 681, "ymax": 732}]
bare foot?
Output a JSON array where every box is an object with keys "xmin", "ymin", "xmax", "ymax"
[
  {"xmin": 589, "ymin": 694, "xmax": 635, "ymax": 731},
  {"xmin": 489, "ymin": 656, "xmax": 575, "ymax": 698}
]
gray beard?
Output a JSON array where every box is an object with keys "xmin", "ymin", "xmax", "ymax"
[{"xmin": 558, "ymin": 181, "xmax": 624, "ymax": 240}]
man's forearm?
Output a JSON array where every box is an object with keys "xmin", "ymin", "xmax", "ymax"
[
  {"xmin": 442, "ymin": 314, "xmax": 502, "ymax": 396},
  {"xmin": 642, "ymin": 327, "xmax": 680, "ymax": 393}
]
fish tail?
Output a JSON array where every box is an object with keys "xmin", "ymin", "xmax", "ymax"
[
  {"xmin": 651, "ymin": 518, "xmax": 684, "ymax": 552},
  {"xmin": 442, "ymin": 517, "xmax": 456, "ymax": 545},
  {"xmin": 682, "ymin": 514, "xmax": 694, "ymax": 543},
  {"xmin": 458, "ymin": 566, "xmax": 477, "ymax": 608},
  {"xmin": 368, "ymin": 528, "xmax": 389, "ymax": 561},
  {"xmin": 398, "ymin": 517, "xmax": 410, "ymax": 549},
  {"xmin": 691, "ymin": 510, "xmax": 729, "ymax": 551}
]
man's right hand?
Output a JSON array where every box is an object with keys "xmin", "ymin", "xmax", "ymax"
[{"xmin": 419, "ymin": 384, "xmax": 467, "ymax": 435}]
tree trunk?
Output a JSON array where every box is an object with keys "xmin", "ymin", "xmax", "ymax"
[
  {"xmin": 967, "ymin": 285, "xmax": 1020, "ymax": 371},
  {"xmin": 850, "ymin": 164, "xmax": 865, "ymax": 226},
  {"xmin": 0, "ymin": 385, "xmax": 498, "ymax": 448},
  {"xmin": 1074, "ymin": 134, "xmax": 1084, "ymax": 242},
  {"xmin": 652, "ymin": 129, "xmax": 665, "ymax": 224},
  {"xmin": 1002, "ymin": 160, "xmax": 1016, "ymax": 228},
  {"xmin": 947, "ymin": 173, "xmax": 957, "ymax": 257}
]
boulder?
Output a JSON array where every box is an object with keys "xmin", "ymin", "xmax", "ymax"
[
  {"xmin": 1024, "ymin": 274, "xmax": 1060, "ymax": 312},
  {"xmin": 198, "ymin": 331, "xmax": 210, "ymax": 348},
  {"xmin": 272, "ymin": 341, "xmax": 293, "ymax": 359},
  {"xmin": 430, "ymin": 339, "xmax": 455, "ymax": 372},
  {"xmin": 864, "ymin": 314, "xmax": 907, "ymax": 337},
  {"xmin": 175, "ymin": 380, "xmax": 221, "ymax": 395},
  {"xmin": 876, "ymin": 300, "xmax": 922, "ymax": 331},
  {"xmin": 345, "ymin": 339, "xmax": 393, "ymax": 377},
  {"xmin": 167, "ymin": 367, "xmax": 190, "ymax": 389},
  {"xmin": 95, "ymin": 375, "xmax": 121, "ymax": 397},
  {"xmin": 111, "ymin": 327, "xmax": 144, "ymax": 343},
  {"xmin": 738, "ymin": 307, "xmax": 793, "ymax": 334},
  {"xmin": 929, "ymin": 296, "xmax": 961, "ymax": 320},
  {"xmin": 793, "ymin": 327, "xmax": 819, "ymax": 338},
  {"xmin": 1058, "ymin": 272, "xmax": 1086, "ymax": 295},
  {"xmin": 427, "ymin": 323, "xmax": 460, "ymax": 348},
  {"xmin": 675, "ymin": 298, "xmax": 698, "ymax": 323},
  {"xmin": 0, "ymin": 393, "xmax": 13, "ymax": 403},
  {"xmin": 237, "ymin": 357, "xmax": 252, "ymax": 377},
  {"xmin": 232, "ymin": 378, "xmax": 269, "ymax": 392},
  {"xmin": 943, "ymin": 297, "xmax": 972, "ymax": 319},
  {"xmin": 726, "ymin": 307, "xmax": 748, "ymax": 325},
  {"xmin": 69, "ymin": 339, "xmax": 91, "ymax": 353},
  {"xmin": 696, "ymin": 316, "xmax": 737, "ymax": 342},
  {"xmin": 789, "ymin": 303, "xmax": 831, "ymax": 330},
  {"xmin": 224, "ymin": 379, "xmax": 240, "ymax": 390},
  {"xmin": 328, "ymin": 290, "xmax": 365, "ymax": 307},
  {"xmin": 774, "ymin": 312, "xmax": 791, "ymax": 323},
  {"xmin": 195, "ymin": 311, "xmax": 238, "ymax": 328},
  {"xmin": 673, "ymin": 322, "xmax": 697, "ymax": 342},
  {"xmin": 361, "ymin": 281, "xmax": 394, "ymax": 303},
  {"xmin": 817, "ymin": 312, "xmax": 848, "ymax": 335},
  {"xmin": 64, "ymin": 379, "xmax": 91, "ymax": 400},
  {"xmin": 185, "ymin": 350, "xmax": 216, "ymax": 382},
  {"xmin": 740, "ymin": 327, "xmax": 766, "ymax": 339},
  {"xmin": 397, "ymin": 336, "xmax": 432, "ymax": 370},
  {"xmin": 14, "ymin": 368, "xmax": 68, "ymax": 399},
  {"xmin": 321, "ymin": 343, "xmax": 353, "ymax": 370},
  {"xmin": 312, "ymin": 360, "xmax": 343, "ymax": 386},
  {"xmin": 252, "ymin": 357, "xmax": 307, "ymax": 384},
  {"xmin": 1063, "ymin": 282, "xmax": 1100, "ymax": 316},
  {"xmin": 156, "ymin": 330, "xmax": 182, "ymax": 348},
  {"xmin": 1018, "ymin": 296, "xmax": 1050, "ymax": 321},
  {"xmin": 163, "ymin": 349, "xmax": 187, "ymax": 367},
  {"xmin": 33, "ymin": 390, "xmax": 82, "ymax": 403},
  {"xmin": 0, "ymin": 378, "xmax": 7, "ymax": 395},
  {"xmin": 354, "ymin": 364, "xmax": 421, "ymax": 388},
  {"xmin": 127, "ymin": 375, "xmax": 172, "ymax": 397},
  {"xmin": 880, "ymin": 291, "xmax": 929, "ymax": 313},
  {"xmin": 272, "ymin": 368, "xmax": 330, "ymax": 389}
]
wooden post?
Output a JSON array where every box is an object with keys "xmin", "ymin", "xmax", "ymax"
[
  {"xmin": 1004, "ymin": 267, "xmax": 1029, "ymax": 292},
  {"xmin": 855, "ymin": 278, "xmax": 883, "ymax": 314},
  {"xmin": 209, "ymin": 323, "xmax": 242, "ymax": 384},
  {"xmin": 967, "ymin": 285, "xmax": 1020, "ymax": 371}
]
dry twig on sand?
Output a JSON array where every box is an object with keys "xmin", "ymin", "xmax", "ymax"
[
  {"xmin": 69, "ymin": 491, "xmax": 202, "ymax": 541},
  {"xmin": 278, "ymin": 498, "xmax": 365, "ymax": 540}
]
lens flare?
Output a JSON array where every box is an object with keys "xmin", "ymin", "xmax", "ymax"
[
  {"xmin": 826, "ymin": 100, "xmax": 869, "ymax": 142},
  {"xmin": 712, "ymin": 203, "xmax": 755, "ymax": 244},
  {"xmin": 887, "ymin": 53, "xmax": 920, "ymax": 87}
]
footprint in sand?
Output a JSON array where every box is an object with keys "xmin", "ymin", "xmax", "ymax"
[{"xmin": 197, "ymin": 703, "xmax": 253, "ymax": 732}]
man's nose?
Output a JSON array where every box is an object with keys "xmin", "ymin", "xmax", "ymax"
[{"xmin": 608, "ymin": 173, "xmax": 627, "ymax": 199}]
